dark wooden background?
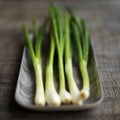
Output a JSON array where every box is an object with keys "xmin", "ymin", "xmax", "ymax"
[{"xmin": 0, "ymin": 0, "xmax": 120, "ymax": 120}]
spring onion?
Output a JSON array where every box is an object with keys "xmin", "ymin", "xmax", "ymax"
[
  {"xmin": 23, "ymin": 20, "xmax": 47, "ymax": 106},
  {"xmin": 64, "ymin": 14, "xmax": 83, "ymax": 105},
  {"xmin": 45, "ymin": 30, "xmax": 61, "ymax": 106},
  {"xmin": 70, "ymin": 16, "xmax": 90, "ymax": 100},
  {"xmin": 49, "ymin": 4, "xmax": 71, "ymax": 104}
]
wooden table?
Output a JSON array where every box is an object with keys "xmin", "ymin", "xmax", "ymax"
[{"xmin": 0, "ymin": 0, "xmax": 120, "ymax": 120}]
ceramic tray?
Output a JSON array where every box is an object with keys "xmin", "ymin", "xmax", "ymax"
[{"xmin": 15, "ymin": 35, "xmax": 103, "ymax": 111}]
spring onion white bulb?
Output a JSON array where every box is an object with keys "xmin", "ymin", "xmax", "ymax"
[
  {"xmin": 65, "ymin": 59, "xmax": 83, "ymax": 105},
  {"xmin": 34, "ymin": 59, "xmax": 45, "ymax": 106}
]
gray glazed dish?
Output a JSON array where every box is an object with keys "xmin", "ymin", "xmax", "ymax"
[{"xmin": 15, "ymin": 34, "xmax": 103, "ymax": 111}]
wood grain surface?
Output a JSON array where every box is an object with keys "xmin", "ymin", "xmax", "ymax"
[{"xmin": 0, "ymin": 0, "xmax": 120, "ymax": 120}]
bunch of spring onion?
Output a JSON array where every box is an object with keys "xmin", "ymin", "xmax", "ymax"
[{"xmin": 22, "ymin": 3, "xmax": 90, "ymax": 107}]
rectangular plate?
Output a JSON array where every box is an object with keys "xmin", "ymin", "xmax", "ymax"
[{"xmin": 15, "ymin": 34, "xmax": 103, "ymax": 111}]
